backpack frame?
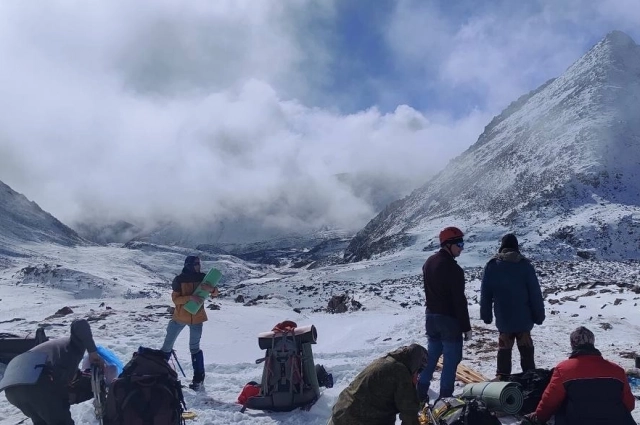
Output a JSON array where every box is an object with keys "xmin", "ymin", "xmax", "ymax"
[{"xmin": 244, "ymin": 323, "xmax": 320, "ymax": 412}]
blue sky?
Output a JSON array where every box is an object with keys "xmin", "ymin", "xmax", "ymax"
[
  {"xmin": 0, "ymin": 0, "xmax": 639, "ymax": 231},
  {"xmin": 319, "ymin": 0, "xmax": 640, "ymax": 116}
]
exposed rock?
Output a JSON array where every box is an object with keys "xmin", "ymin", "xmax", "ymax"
[
  {"xmin": 86, "ymin": 310, "xmax": 115, "ymax": 322},
  {"xmin": 56, "ymin": 306, "xmax": 73, "ymax": 316},
  {"xmin": 327, "ymin": 295, "xmax": 349, "ymax": 314}
]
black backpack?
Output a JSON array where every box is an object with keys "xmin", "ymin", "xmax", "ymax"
[
  {"xmin": 315, "ymin": 364, "xmax": 333, "ymax": 388},
  {"xmin": 104, "ymin": 347, "xmax": 186, "ymax": 425},
  {"xmin": 431, "ymin": 397, "xmax": 502, "ymax": 425},
  {"xmin": 506, "ymin": 368, "xmax": 553, "ymax": 415}
]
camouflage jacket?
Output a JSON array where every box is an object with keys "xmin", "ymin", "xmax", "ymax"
[{"xmin": 328, "ymin": 344, "xmax": 425, "ymax": 425}]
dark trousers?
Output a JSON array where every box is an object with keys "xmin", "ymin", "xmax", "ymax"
[
  {"xmin": 496, "ymin": 331, "xmax": 535, "ymax": 378},
  {"xmin": 4, "ymin": 376, "xmax": 74, "ymax": 425}
]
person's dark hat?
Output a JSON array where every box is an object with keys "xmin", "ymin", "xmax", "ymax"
[
  {"xmin": 499, "ymin": 233, "xmax": 519, "ymax": 252},
  {"xmin": 184, "ymin": 256, "xmax": 200, "ymax": 271}
]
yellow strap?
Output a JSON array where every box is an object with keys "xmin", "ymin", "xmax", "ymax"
[{"xmin": 182, "ymin": 411, "xmax": 197, "ymax": 420}]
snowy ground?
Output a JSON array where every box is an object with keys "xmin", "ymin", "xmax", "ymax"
[{"xmin": 1, "ymin": 244, "xmax": 639, "ymax": 424}]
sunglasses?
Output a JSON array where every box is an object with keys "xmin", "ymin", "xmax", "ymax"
[{"xmin": 455, "ymin": 241, "xmax": 464, "ymax": 249}]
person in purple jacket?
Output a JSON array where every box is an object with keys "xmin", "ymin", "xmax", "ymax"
[
  {"xmin": 480, "ymin": 233, "xmax": 545, "ymax": 380},
  {"xmin": 1, "ymin": 319, "xmax": 103, "ymax": 425}
]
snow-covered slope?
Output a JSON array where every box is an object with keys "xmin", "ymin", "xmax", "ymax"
[
  {"xmin": 0, "ymin": 180, "xmax": 87, "ymax": 257},
  {"xmin": 346, "ymin": 31, "xmax": 640, "ymax": 262},
  {"xmin": 1, "ymin": 244, "xmax": 639, "ymax": 425}
]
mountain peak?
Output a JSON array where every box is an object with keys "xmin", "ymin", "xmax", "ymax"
[
  {"xmin": 602, "ymin": 30, "xmax": 636, "ymax": 48},
  {"xmin": 567, "ymin": 30, "xmax": 640, "ymax": 80},
  {"xmin": 345, "ymin": 31, "xmax": 640, "ymax": 262}
]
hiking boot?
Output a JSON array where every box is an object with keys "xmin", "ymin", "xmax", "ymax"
[
  {"xmin": 190, "ymin": 350, "xmax": 205, "ymax": 390},
  {"xmin": 188, "ymin": 380, "xmax": 204, "ymax": 391},
  {"xmin": 519, "ymin": 345, "xmax": 535, "ymax": 372},
  {"xmin": 496, "ymin": 349, "xmax": 512, "ymax": 377},
  {"xmin": 189, "ymin": 371, "xmax": 205, "ymax": 390}
]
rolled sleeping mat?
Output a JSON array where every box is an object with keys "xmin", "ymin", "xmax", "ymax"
[
  {"xmin": 461, "ymin": 381, "xmax": 523, "ymax": 415},
  {"xmin": 258, "ymin": 325, "xmax": 317, "ymax": 349}
]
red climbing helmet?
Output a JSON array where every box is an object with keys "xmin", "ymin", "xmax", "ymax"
[{"xmin": 439, "ymin": 227, "xmax": 464, "ymax": 245}]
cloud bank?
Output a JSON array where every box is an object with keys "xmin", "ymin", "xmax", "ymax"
[{"xmin": 0, "ymin": 0, "xmax": 637, "ymax": 240}]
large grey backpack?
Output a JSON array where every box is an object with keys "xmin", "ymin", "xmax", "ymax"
[{"xmin": 243, "ymin": 322, "xmax": 320, "ymax": 412}]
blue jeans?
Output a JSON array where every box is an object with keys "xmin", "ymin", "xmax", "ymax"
[
  {"xmin": 417, "ymin": 313, "xmax": 463, "ymax": 400},
  {"xmin": 161, "ymin": 320, "xmax": 203, "ymax": 354}
]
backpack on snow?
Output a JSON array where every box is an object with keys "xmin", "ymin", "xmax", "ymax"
[
  {"xmin": 430, "ymin": 397, "xmax": 501, "ymax": 425},
  {"xmin": 104, "ymin": 347, "xmax": 186, "ymax": 425},
  {"xmin": 506, "ymin": 368, "xmax": 553, "ymax": 415},
  {"xmin": 315, "ymin": 364, "xmax": 333, "ymax": 388},
  {"xmin": 243, "ymin": 321, "xmax": 321, "ymax": 412}
]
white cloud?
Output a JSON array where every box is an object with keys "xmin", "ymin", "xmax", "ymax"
[
  {"xmin": 0, "ymin": 0, "xmax": 489, "ymax": 236},
  {"xmin": 6, "ymin": 0, "xmax": 636, "ymax": 238}
]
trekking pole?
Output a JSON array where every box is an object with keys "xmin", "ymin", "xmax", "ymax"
[{"xmin": 171, "ymin": 350, "xmax": 187, "ymax": 378}]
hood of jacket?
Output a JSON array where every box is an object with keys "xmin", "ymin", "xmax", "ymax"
[
  {"xmin": 495, "ymin": 249, "xmax": 525, "ymax": 263},
  {"xmin": 387, "ymin": 343, "xmax": 427, "ymax": 374}
]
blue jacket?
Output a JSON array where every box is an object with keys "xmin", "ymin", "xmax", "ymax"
[{"xmin": 480, "ymin": 250, "xmax": 545, "ymax": 333}]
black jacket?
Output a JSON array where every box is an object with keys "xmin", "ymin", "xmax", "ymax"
[{"xmin": 423, "ymin": 249, "xmax": 471, "ymax": 332}]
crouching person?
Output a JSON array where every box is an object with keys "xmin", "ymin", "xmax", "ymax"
[
  {"xmin": 524, "ymin": 326, "xmax": 635, "ymax": 425},
  {"xmin": 0, "ymin": 319, "xmax": 104, "ymax": 425},
  {"xmin": 328, "ymin": 344, "xmax": 427, "ymax": 425}
]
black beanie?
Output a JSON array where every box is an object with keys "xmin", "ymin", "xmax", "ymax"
[{"xmin": 499, "ymin": 233, "xmax": 519, "ymax": 252}]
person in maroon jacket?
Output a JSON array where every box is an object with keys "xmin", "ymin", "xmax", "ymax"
[
  {"xmin": 525, "ymin": 326, "xmax": 636, "ymax": 425},
  {"xmin": 416, "ymin": 226, "xmax": 471, "ymax": 402}
]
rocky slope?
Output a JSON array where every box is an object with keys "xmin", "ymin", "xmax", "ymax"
[{"xmin": 346, "ymin": 31, "xmax": 640, "ymax": 262}]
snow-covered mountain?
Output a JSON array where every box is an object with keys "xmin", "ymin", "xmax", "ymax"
[
  {"xmin": 0, "ymin": 180, "xmax": 87, "ymax": 256},
  {"xmin": 75, "ymin": 215, "xmax": 354, "ymax": 266},
  {"xmin": 346, "ymin": 31, "xmax": 640, "ymax": 262}
]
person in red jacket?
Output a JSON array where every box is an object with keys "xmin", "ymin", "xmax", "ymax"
[{"xmin": 525, "ymin": 326, "xmax": 636, "ymax": 425}]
